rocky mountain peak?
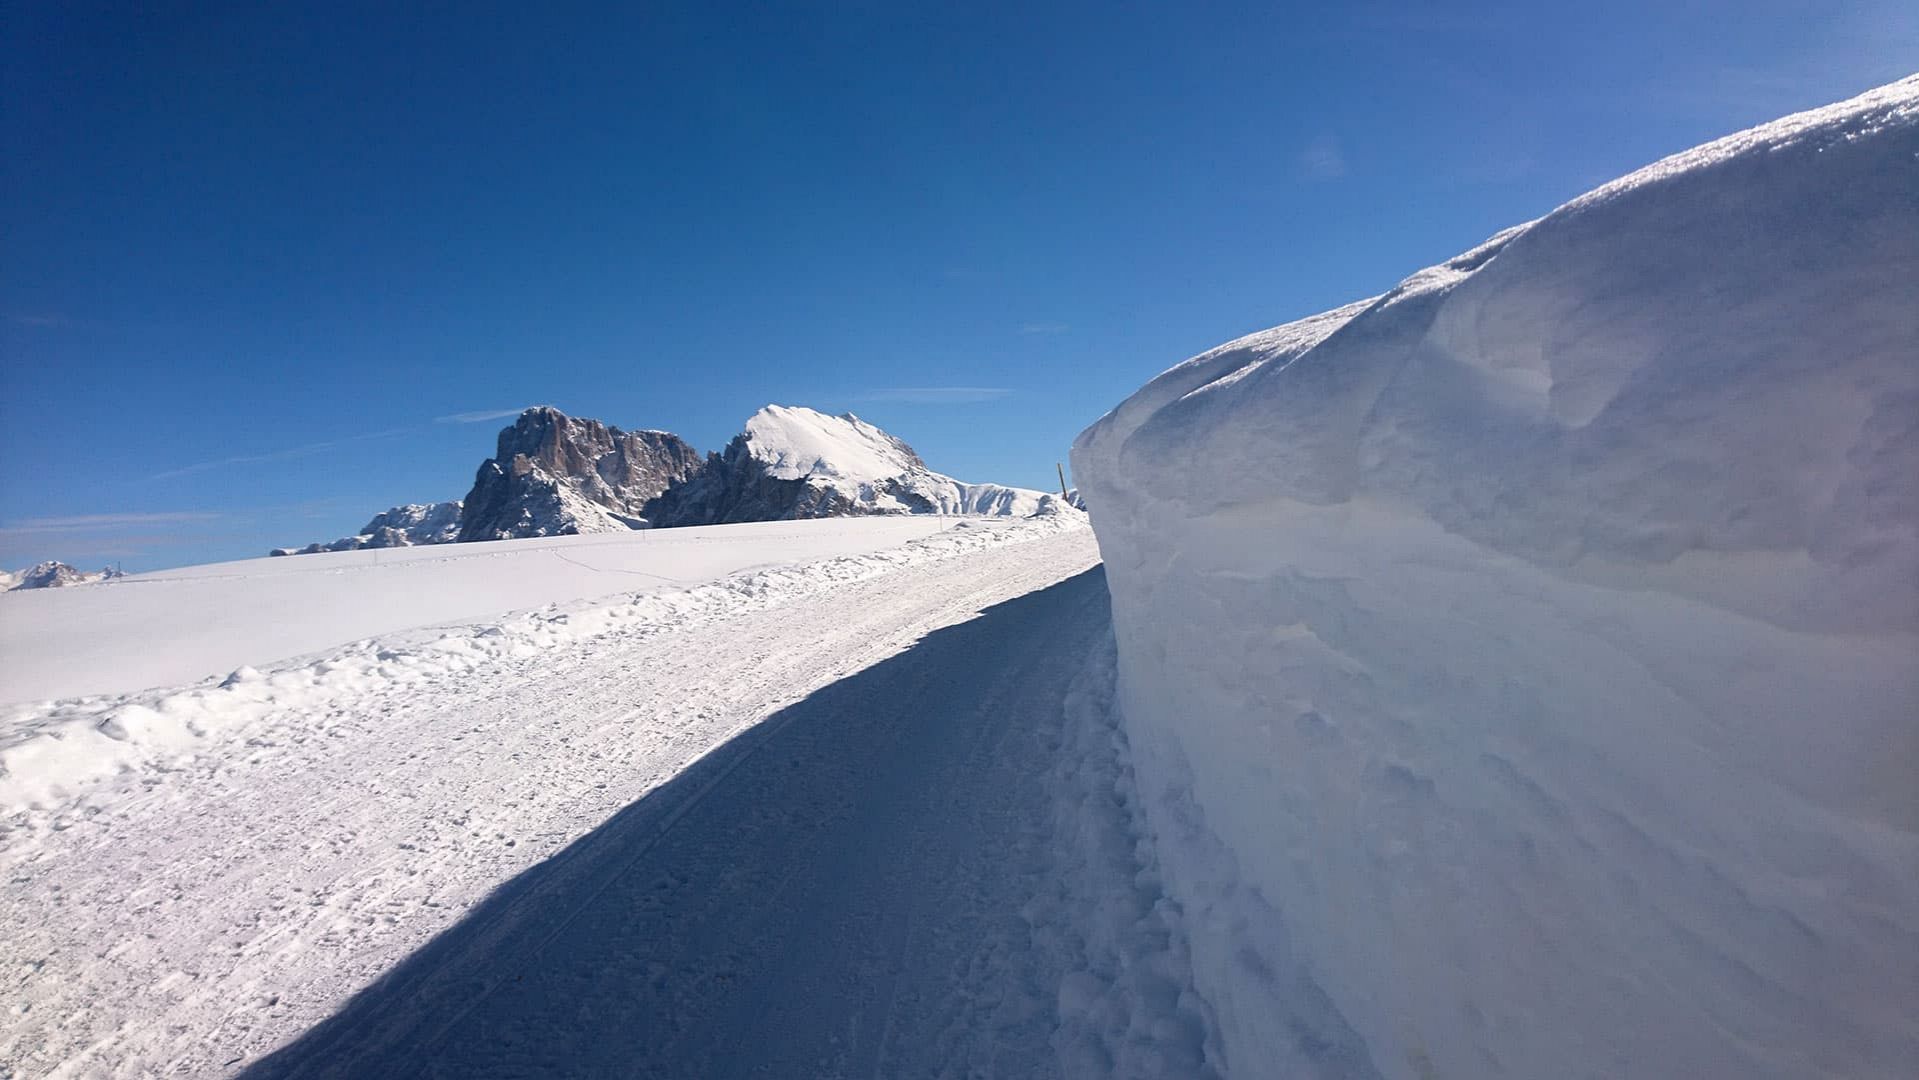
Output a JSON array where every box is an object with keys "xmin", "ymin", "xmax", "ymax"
[
  {"xmin": 648, "ymin": 405, "xmax": 1056, "ymax": 526},
  {"xmin": 271, "ymin": 404, "xmax": 1066, "ymax": 554},
  {"xmin": 458, "ymin": 406, "xmax": 705, "ymax": 542}
]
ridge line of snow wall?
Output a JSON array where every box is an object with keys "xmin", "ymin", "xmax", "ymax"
[{"xmin": 1072, "ymin": 77, "xmax": 1918, "ymax": 1080}]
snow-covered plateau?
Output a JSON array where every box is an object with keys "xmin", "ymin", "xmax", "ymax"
[{"xmin": 1074, "ymin": 77, "xmax": 1918, "ymax": 1079}]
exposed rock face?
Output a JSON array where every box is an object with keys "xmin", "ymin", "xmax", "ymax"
[
  {"xmin": 649, "ymin": 439, "xmax": 871, "ymax": 526},
  {"xmin": 7, "ymin": 561, "xmax": 119, "ymax": 590},
  {"xmin": 455, "ymin": 407, "xmax": 705, "ymax": 541},
  {"xmin": 270, "ymin": 501, "xmax": 464, "ymax": 556}
]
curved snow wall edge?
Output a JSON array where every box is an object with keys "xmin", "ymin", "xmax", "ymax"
[{"xmin": 1073, "ymin": 77, "xmax": 1918, "ymax": 1080}]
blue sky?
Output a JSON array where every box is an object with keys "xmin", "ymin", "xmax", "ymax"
[{"xmin": 4, "ymin": 1, "xmax": 1914, "ymax": 570}]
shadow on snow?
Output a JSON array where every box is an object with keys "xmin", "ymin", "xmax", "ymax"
[{"xmin": 241, "ymin": 566, "xmax": 1110, "ymax": 1080}]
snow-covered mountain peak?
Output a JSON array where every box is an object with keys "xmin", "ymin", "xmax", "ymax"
[
  {"xmin": 274, "ymin": 404, "xmax": 1069, "ymax": 552},
  {"xmin": 740, "ymin": 405, "xmax": 925, "ymax": 482},
  {"xmin": 651, "ymin": 404, "xmax": 1065, "ymax": 525},
  {"xmin": 5, "ymin": 561, "xmax": 122, "ymax": 590}
]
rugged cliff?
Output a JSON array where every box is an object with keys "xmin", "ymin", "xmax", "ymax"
[{"xmin": 456, "ymin": 407, "xmax": 706, "ymax": 541}]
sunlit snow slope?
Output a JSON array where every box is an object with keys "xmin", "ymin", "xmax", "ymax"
[
  {"xmin": 0, "ymin": 518, "xmax": 956, "ymax": 705},
  {"xmin": 1074, "ymin": 77, "xmax": 1917, "ymax": 1080}
]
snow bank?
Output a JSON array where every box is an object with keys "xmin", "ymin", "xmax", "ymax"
[
  {"xmin": 0, "ymin": 512, "xmax": 1085, "ymax": 815},
  {"xmin": 1073, "ymin": 78, "xmax": 1918, "ymax": 1079}
]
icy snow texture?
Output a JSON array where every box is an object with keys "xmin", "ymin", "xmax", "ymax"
[{"xmin": 1074, "ymin": 77, "xmax": 1918, "ymax": 1080}]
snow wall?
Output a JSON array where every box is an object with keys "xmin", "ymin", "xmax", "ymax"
[{"xmin": 1072, "ymin": 77, "xmax": 1917, "ymax": 1080}]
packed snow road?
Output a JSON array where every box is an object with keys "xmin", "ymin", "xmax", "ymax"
[
  {"xmin": 249, "ymin": 561, "xmax": 1112, "ymax": 1079},
  {"xmin": 1, "ymin": 517, "xmax": 1211, "ymax": 1078}
]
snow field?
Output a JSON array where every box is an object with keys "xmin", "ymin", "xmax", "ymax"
[
  {"xmin": 0, "ymin": 517, "xmax": 966, "ymax": 705},
  {"xmin": 0, "ymin": 514, "xmax": 1077, "ymax": 816}
]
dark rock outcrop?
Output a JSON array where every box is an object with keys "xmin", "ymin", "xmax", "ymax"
[
  {"xmin": 455, "ymin": 407, "xmax": 705, "ymax": 541},
  {"xmin": 648, "ymin": 437, "xmax": 878, "ymax": 526}
]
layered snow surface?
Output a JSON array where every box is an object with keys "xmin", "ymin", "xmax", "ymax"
[{"xmin": 1074, "ymin": 77, "xmax": 1917, "ymax": 1079}]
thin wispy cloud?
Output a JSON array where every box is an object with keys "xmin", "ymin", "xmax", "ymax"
[
  {"xmin": 1450, "ymin": 150, "xmax": 1538, "ymax": 186},
  {"xmin": 862, "ymin": 387, "xmax": 1015, "ymax": 404},
  {"xmin": 25, "ymin": 541, "xmax": 160, "ymax": 560},
  {"xmin": 5, "ymin": 313, "xmax": 71, "ymax": 328},
  {"xmin": 1019, "ymin": 323, "xmax": 1070, "ymax": 335},
  {"xmin": 151, "ymin": 427, "xmax": 412, "ymax": 480},
  {"xmin": 435, "ymin": 408, "xmax": 528, "ymax": 424},
  {"xmin": 151, "ymin": 408, "xmax": 523, "ymax": 481},
  {"xmin": 1300, "ymin": 136, "xmax": 1348, "ymax": 180},
  {"xmin": 0, "ymin": 511, "xmax": 224, "ymax": 536}
]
